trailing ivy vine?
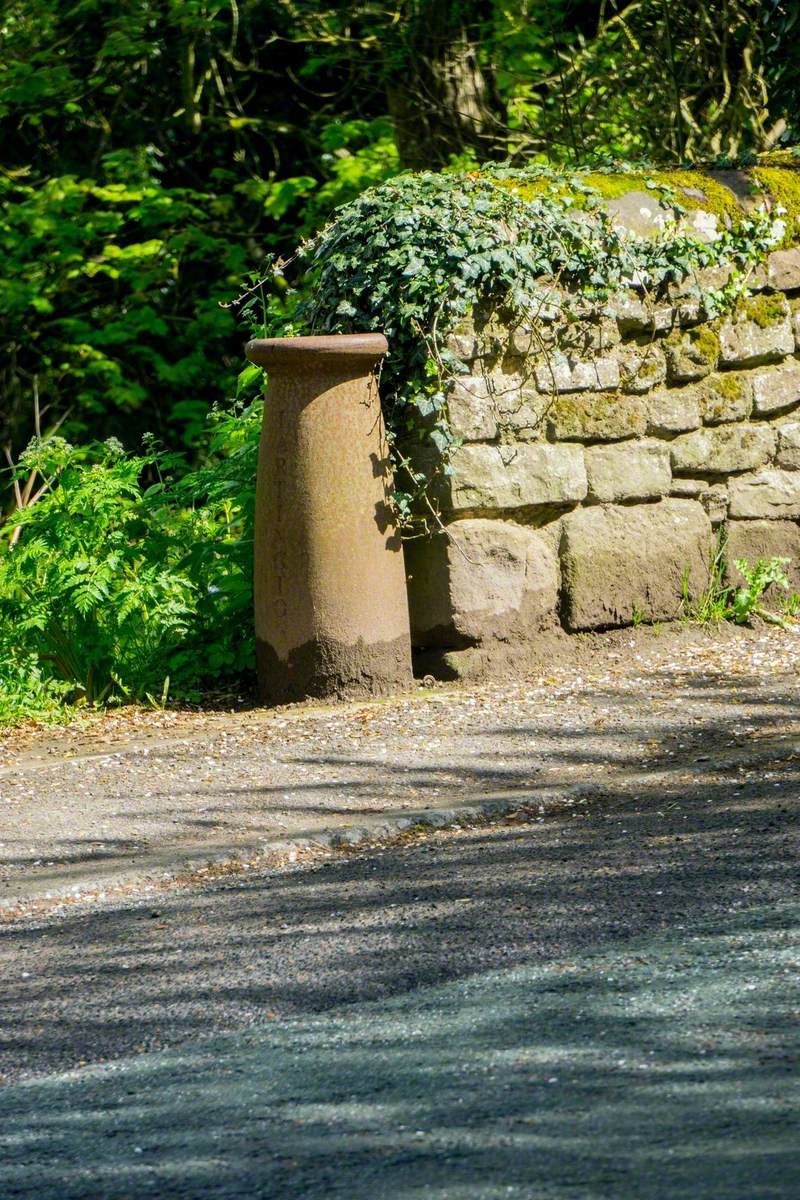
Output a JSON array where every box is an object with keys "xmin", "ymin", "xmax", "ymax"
[{"xmin": 238, "ymin": 165, "xmax": 783, "ymax": 528}]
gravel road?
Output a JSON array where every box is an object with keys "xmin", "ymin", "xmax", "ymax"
[
  {"xmin": 1, "ymin": 624, "xmax": 798, "ymax": 1197},
  {"xmin": 2, "ymin": 623, "xmax": 800, "ymax": 909},
  {"xmin": 0, "ymin": 624, "xmax": 796, "ymax": 1195}
]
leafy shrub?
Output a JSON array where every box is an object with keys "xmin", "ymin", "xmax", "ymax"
[
  {"xmin": 0, "ymin": 649, "xmax": 72, "ymax": 729},
  {"xmin": 0, "ymin": 402, "xmax": 260, "ymax": 715},
  {"xmin": 0, "ymin": 169, "xmax": 249, "ymax": 456}
]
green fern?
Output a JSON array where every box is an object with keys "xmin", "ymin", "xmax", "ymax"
[{"xmin": 0, "ymin": 404, "xmax": 260, "ymax": 717}]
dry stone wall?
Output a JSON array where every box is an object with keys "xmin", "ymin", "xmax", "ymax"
[{"xmin": 404, "ymin": 236, "xmax": 800, "ymax": 678}]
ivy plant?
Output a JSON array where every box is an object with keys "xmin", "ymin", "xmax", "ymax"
[{"xmin": 240, "ymin": 165, "xmax": 781, "ymax": 527}]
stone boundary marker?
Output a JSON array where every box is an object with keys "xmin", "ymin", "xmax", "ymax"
[
  {"xmin": 246, "ymin": 333, "xmax": 413, "ymax": 703},
  {"xmin": 405, "ymin": 168, "xmax": 800, "ymax": 679}
]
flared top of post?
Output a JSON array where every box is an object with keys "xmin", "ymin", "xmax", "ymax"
[{"xmin": 245, "ymin": 332, "xmax": 388, "ymax": 374}]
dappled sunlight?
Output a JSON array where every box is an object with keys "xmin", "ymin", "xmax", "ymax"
[
  {"xmin": 3, "ymin": 646, "xmax": 798, "ymax": 904},
  {"xmin": 2, "ymin": 898, "xmax": 797, "ymax": 1199}
]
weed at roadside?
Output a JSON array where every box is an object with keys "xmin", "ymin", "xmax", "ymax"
[
  {"xmin": 681, "ymin": 535, "xmax": 730, "ymax": 624},
  {"xmin": 682, "ymin": 532, "xmax": 797, "ymax": 631}
]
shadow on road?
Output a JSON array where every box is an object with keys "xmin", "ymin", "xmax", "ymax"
[
  {"xmin": 0, "ymin": 666, "xmax": 798, "ymax": 1197},
  {"xmin": 1, "ymin": 897, "xmax": 797, "ymax": 1199}
]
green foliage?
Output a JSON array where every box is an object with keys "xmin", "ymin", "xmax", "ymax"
[
  {"xmin": 729, "ymin": 557, "xmax": 792, "ymax": 625},
  {"xmin": 683, "ymin": 537, "xmax": 797, "ymax": 630},
  {"xmin": 304, "ymin": 119, "xmax": 401, "ymax": 231},
  {"xmin": 0, "ymin": 169, "xmax": 250, "ymax": 452},
  {"xmin": 783, "ymin": 591, "xmax": 800, "ymax": 618},
  {"xmin": 0, "ymin": 1, "xmax": 402, "ymax": 465},
  {"xmin": 682, "ymin": 539, "xmax": 732, "ymax": 625},
  {"xmin": 508, "ymin": 0, "xmax": 796, "ymax": 163},
  {"xmin": 0, "ymin": 651, "xmax": 72, "ymax": 728},
  {"xmin": 0, "ymin": 404, "xmax": 260, "ymax": 717},
  {"xmin": 763, "ymin": 0, "xmax": 800, "ymax": 144},
  {"xmin": 268, "ymin": 165, "xmax": 780, "ymax": 523}
]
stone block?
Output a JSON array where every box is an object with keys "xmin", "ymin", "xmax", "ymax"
[
  {"xmin": 725, "ymin": 520, "xmax": 800, "ymax": 591},
  {"xmin": 495, "ymin": 386, "xmax": 549, "ymax": 440},
  {"xmin": 670, "ymin": 424, "xmax": 776, "ymax": 475},
  {"xmin": 618, "ymin": 343, "xmax": 666, "ymax": 393},
  {"xmin": 699, "ymin": 483, "xmax": 728, "ymax": 525},
  {"xmin": 535, "ymin": 353, "xmax": 620, "ymax": 394},
  {"xmin": 613, "ymin": 294, "xmax": 676, "ymax": 336},
  {"xmin": 767, "ymin": 247, "xmax": 800, "ymax": 293},
  {"xmin": 557, "ymin": 315, "xmax": 622, "ymax": 356},
  {"xmin": 719, "ymin": 296, "xmax": 793, "ymax": 366},
  {"xmin": 560, "ymin": 500, "xmax": 712, "ymax": 630},
  {"xmin": 777, "ymin": 422, "xmax": 800, "ymax": 470},
  {"xmin": 505, "ymin": 326, "xmax": 539, "ymax": 357},
  {"xmin": 404, "ymin": 519, "xmax": 559, "ymax": 646},
  {"xmin": 696, "ymin": 373, "xmax": 753, "ymax": 424},
  {"xmin": 665, "ymin": 326, "xmax": 720, "ymax": 383},
  {"xmin": 547, "ymin": 392, "xmax": 647, "ymax": 442},
  {"xmin": 445, "ymin": 443, "xmax": 587, "ymax": 513},
  {"xmin": 585, "ymin": 440, "xmax": 671, "ymax": 503},
  {"xmin": 646, "ymin": 388, "xmax": 701, "ymax": 436},
  {"xmin": 728, "ymin": 468, "xmax": 800, "ymax": 519},
  {"xmin": 604, "ymin": 191, "xmax": 675, "ymax": 237},
  {"xmin": 444, "ymin": 329, "xmax": 479, "ymax": 361},
  {"xmin": 670, "ymin": 477, "xmax": 705, "ymax": 498},
  {"xmin": 605, "ymin": 192, "xmax": 721, "ymax": 244},
  {"xmin": 446, "ymin": 376, "xmax": 498, "ymax": 441},
  {"xmin": 676, "ymin": 301, "xmax": 703, "ymax": 325},
  {"xmin": 751, "ymin": 360, "xmax": 800, "ymax": 417}
]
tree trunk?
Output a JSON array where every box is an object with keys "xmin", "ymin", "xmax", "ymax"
[{"xmin": 386, "ymin": 0, "xmax": 507, "ymax": 170}]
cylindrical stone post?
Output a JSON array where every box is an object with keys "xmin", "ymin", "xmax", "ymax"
[{"xmin": 245, "ymin": 333, "xmax": 413, "ymax": 704}]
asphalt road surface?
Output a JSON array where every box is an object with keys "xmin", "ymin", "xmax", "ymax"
[{"xmin": 2, "ymin": 720, "xmax": 798, "ymax": 1199}]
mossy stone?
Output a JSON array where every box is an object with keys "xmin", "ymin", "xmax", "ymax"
[
  {"xmin": 709, "ymin": 374, "xmax": 743, "ymax": 401},
  {"xmin": 697, "ymin": 373, "xmax": 752, "ymax": 425},
  {"xmin": 665, "ymin": 325, "xmax": 719, "ymax": 383},
  {"xmin": 547, "ymin": 391, "xmax": 647, "ymax": 442},
  {"xmin": 484, "ymin": 163, "xmax": 800, "ymax": 251},
  {"xmin": 688, "ymin": 326, "xmax": 721, "ymax": 359},
  {"xmin": 752, "ymin": 165, "xmax": 800, "ymax": 249},
  {"xmin": 741, "ymin": 293, "xmax": 788, "ymax": 329}
]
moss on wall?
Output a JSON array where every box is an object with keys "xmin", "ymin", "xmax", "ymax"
[
  {"xmin": 751, "ymin": 166, "xmax": 800, "ymax": 248},
  {"xmin": 581, "ymin": 173, "xmax": 647, "ymax": 201},
  {"xmin": 707, "ymin": 373, "xmax": 744, "ymax": 402},
  {"xmin": 659, "ymin": 171, "xmax": 742, "ymax": 224},
  {"xmin": 494, "ymin": 175, "xmax": 590, "ymax": 207},
  {"xmin": 490, "ymin": 163, "xmax": 800, "ymax": 248},
  {"xmin": 584, "ymin": 169, "xmax": 742, "ymax": 226},
  {"xmin": 634, "ymin": 353, "xmax": 662, "ymax": 380},
  {"xmin": 687, "ymin": 325, "xmax": 721, "ymax": 360},
  {"xmin": 501, "ymin": 168, "xmax": 743, "ymax": 222},
  {"xmin": 489, "ymin": 168, "xmax": 753, "ymax": 232},
  {"xmin": 741, "ymin": 293, "xmax": 787, "ymax": 328}
]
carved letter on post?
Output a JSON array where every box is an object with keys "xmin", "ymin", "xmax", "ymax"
[{"xmin": 246, "ymin": 333, "xmax": 413, "ymax": 703}]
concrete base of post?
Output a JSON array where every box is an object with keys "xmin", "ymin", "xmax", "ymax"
[{"xmin": 246, "ymin": 333, "xmax": 413, "ymax": 704}]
